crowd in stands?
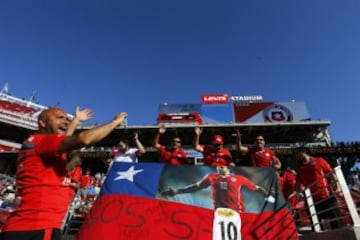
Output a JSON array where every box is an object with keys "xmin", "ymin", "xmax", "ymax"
[{"xmin": 1, "ymin": 115, "xmax": 360, "ymax": 237}]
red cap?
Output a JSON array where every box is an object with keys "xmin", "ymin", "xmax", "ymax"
[{"xmin": 212, "ymin": 135, "xmax": 224, "ymax": 145}]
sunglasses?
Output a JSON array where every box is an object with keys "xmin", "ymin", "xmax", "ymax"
[{"xmin": 172, "ymin": 140, "xmax": 181, "ymax": 143}]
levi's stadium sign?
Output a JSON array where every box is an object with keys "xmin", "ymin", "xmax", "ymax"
[
  {"xmin": 201, "ymin": 94, "xmax": 229, "ymax": 104},
  {"xmin": 230, "ymin": 95, "xmax": 263, "ymax": 102}
]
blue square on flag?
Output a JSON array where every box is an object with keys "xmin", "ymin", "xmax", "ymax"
[{"xmin": 100, "ymin": 162, "xmax": 164, "ymax": 198}]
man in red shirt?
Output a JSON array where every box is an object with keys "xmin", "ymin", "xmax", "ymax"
[
  {"xmin": 193, "ymin": 126, "xmax": 235, "ymax": 167},
  {"xmin": 1, "ymin": 107, "xmax": 127, "ymax": 240},
  {"xmin": 161, "ymin": 166, "xmax": 266, "ymax": 212},
  {"xmin": 80, "ymin": 169, "xmax": 94, "ymax": 200},
  {"xmin": 278, "ymin": 168, "xmax": 297, "ymax": 210},
  {"xmin": 152, "ymin": 125, "xmax": 188, "ymax": 165},
  {"xmin": 294, "ymin": 148, "xmax": 342, "ymax": 229},
  {"xmin": 65, "ymin": 154, "xmax": 83, "ymax": 201},
  {"xmin": 237, "ymin": 133, "xmax": 281, "ymax": 169}
]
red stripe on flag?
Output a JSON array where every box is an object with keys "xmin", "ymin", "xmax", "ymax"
[{"xmin": 77, "ymin": 195, "xmax": 298, "ymax": 240}]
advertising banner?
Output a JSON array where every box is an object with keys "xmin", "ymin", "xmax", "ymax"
[{"xmin": 233, "ymin": 102, "xmax": 310, "ymax": 123}]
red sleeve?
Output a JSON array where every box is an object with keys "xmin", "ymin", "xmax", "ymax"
[
  {"xmin": 224, "ymin": 149, "xmax": 234, "ymax": 165},
  {"xmin": 90, "ymin": 176, "xmax": 95, "ymax": 185},
  {"xmin": 71, "ymin": 168, "xmax": 83, "ymax": 183},
  {"xmin": 34, "ymin": 134, "xmax": 67, "ymax": 157},
  {"xmin": 158, "ymin": 145, "xmax": 171, "ymax": 163},
  {"xmin": 239, "ymin": 175, "xmax": 257, "ymax": 191},
  {"xmin": 179, "ymin": 149, "xmax": 188, "ymax": 158},
  {"xmin": 198, "ymin": 174, "xmax": 211, "ymax": 189},
  {"xmin": 318, "ymin": 158, "xmax": 332, "ymax": 173},
  {"xmin": 268, "ymin": 149, "xmax": 275, "ymax": 158}
]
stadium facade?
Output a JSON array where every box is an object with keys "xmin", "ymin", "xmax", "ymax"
[{"xmin": 0, "ymin": 89, "xmax": 340, "ymax": 173}]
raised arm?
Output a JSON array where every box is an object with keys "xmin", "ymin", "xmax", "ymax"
[
  {"xmin": 193, "ymin": 126, "xmax": 203, "ymax": 152},
  {"xmin": 66, "ymin": 106, "xmax": 93, "ymax": 136},
  {"xmin": 133, "ymin": 132, "xmax": 146, "ymax": 157},
  {"xmin": 161, "ymin": 182, "xmax": 203, "ymax": 197},
  {"xmin": 235, "ymin": 131, "xmax": 249, "ymax": 154},
  {"xmin": 58, "ymin": 112, "xmax": 127, "ymax": 153},
  {"xmin": 152, "ymin": 125, "xmax": 166, "ymax": 150}
]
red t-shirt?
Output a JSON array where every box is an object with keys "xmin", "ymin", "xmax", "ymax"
[
  {"xmin": 199, "ymin": 173, "xmax": 257, "ymax": 212},
  {"xmin": 202, "ymin": 145, "xmax": 234, "ymax": 167},
  {"xmin": 248, "ymin": 148, "xmax": 276, "ymax": 168},
  {"xmin": 80, "ymin": 175, "xmax": 94, "ymax": 188},
  {"xmin": 280, "ymin": 171, "xmax": 297, "ymax": 209},
  {"xmin": 296, "ymin": 157, "xmax": 333, "ymax": 201},
  {"xmin": 69, "ymin": 167, "xmax": 83, "ymax": 184},
  {"xmin": 158, "ymin": 145, "xmax": 188, "ymax": 165},
  {"xmin": 66, "ymin": 167, "xmax": 83, "ymax": 200},
  {"xmin": 3, "ymin": 134, "xmax": 69, "ymax": 231}
]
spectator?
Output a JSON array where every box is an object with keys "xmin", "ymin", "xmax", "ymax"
[
  {"xmin": 64, "ymin": 106, "xmax": 92, "ymax": 201},
  {"xmin": 80, "ymin": 169, "xmax": 94, "ymax": 201},
  {"xmin": 65, "ymin": 154, "xmax": 83, "ymax": 201},
  {"xmin": 294, "ymin": 148, "xmax": 342, "ymax": 230},
  {"xmin": 278, "ymin": 168, "xmax": 297, "ymax": 210},
  {"xmin": 152, "ymin": 125, "xmax": 188, "ymax": 165},
  {"xmin": 193, "ymin": 126, "xmax": 235, "ymax": 167},
  {"xmin": 0, "ymin": 107, "xmax": 127, "ymax": 240},
  {"xmin": 236, "ymin": 133, "xmax": 281, "ymax": 169},
  {"xmin": 348, "ymin": 171, "xmax": 360, "ymax": 192},
  {"xmin": 110, "ymin": 132, "xmax": 146, "ymax": 163}
]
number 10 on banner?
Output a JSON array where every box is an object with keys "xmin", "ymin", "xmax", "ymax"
[{"xmin": 213, "ymin": 208, "xmax": 241, "ymax": 240}]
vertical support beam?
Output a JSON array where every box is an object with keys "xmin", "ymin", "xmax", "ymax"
[
  {"xmin": 304, "ymin": 188, "xmax": 321, "ymax": 232},
  {"xmin": 334, "ymin": 165, "xmax": 360, "ymax": 238}
]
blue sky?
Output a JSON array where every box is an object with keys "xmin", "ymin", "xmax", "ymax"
[{"xmin": 0, "ymin": 0, "xmax": 359, "ymax": 142}]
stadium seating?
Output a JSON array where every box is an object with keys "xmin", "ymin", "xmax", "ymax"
[{"xmin": 0, "ymin": 100, "xmax": 37, "ymax": 115}]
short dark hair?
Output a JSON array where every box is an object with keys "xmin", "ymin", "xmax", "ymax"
[
  {"xmin": 293, "ymin": 146, "xmax": 309, "ymax": 155},
  {"xmin": 118, "ymin": 137, "xmax": 129, "ymax": 146}
]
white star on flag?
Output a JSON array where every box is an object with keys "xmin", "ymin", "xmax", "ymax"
[{"xmin": 114, "ymin": 166, "xmax": 144, "ymax": 182}]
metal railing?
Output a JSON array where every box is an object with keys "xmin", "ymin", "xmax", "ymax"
[{"xmin": 292, "ymin": 165, "xmax": 360, "ymax": 239}]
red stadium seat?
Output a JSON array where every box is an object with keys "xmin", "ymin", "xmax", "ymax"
[{"xmin": 0, "ymin": 100, "xmax": 37, "ymax": 114}]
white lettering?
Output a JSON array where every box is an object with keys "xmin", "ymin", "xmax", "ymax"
[
  {"xmin": 230, "ymin": 95, "xmax": 263, "ymax": 102},
  {"xmin": 204, "ymin": 96, "xmax": 227, "ymax": 101},
  {"xmin": 203, "ymin": 95, "xmax": 229, "ymax": 103}
]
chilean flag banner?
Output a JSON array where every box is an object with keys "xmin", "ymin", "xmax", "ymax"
[{"xmin": 76, "ymin": 162, "xmax": 298, "ymax": 240}]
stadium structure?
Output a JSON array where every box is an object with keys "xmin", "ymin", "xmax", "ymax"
[
  {"xmin": 1, "ymin": 88, "xmax": 360, "ymax": 239},
  {"xmin": 0, "ymin": 91, "xmax": 335, "ymax": 170}
]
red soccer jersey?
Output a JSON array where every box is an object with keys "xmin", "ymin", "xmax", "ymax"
[
  {"xmin": 199, "ymin": 173, "xmax": 258, "ymax": 212},
  {"xmin": 80, "ymin": 175, "xmax": 94, "ymax": 188},
  {"xmin": 158, "ymin": 145, "xmax": 188, "ymax": 165},
  {"xmin": 67, "ymin": 167, "xmax": 83, "ymax": 200},
  {"xmin": 248, "ymin": 148, "xmax": 276, "ymax": 168},
  {"xmin": 296, "ymin": 157, "xmax": 333, "ymax": 201},
  {"xmin": 69, "ymin": 167, "xmax": 83, "ymax": 184},
  {"xmin": 3, "ymin": 134, "xmax": 69, "ymax": 231},
  {"xmin": 280, "ymin": 171, "xmax": 297, "ymax": 209},
  {"xmin": 202, "ymin": 145, "xmax": 234, "ymax": 167}
]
